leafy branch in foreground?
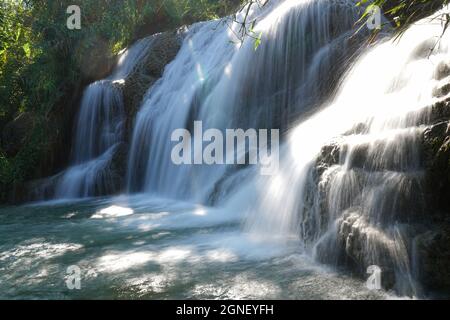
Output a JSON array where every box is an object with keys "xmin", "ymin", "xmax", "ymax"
[
  {"xmin": 221, "ymin": 0, "xmax": 269, "ymax": 49},
  {"xmin": 227, "ymin": 0, "xmax": 450, "ymax": 50},
  {"xmin": 356, "ymin": 0, "xmax": 450, "ymax": 46}
]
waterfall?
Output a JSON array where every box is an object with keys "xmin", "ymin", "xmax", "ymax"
[
  {"xmin": 237, "ymin": 6, "xmax": 450, "ymax": 296},
  {"xmin": 44, "ymin": 0, "xmax": 450, "ymax": 296},
  {"xmin": 127, "ymin": 0, "xmax": 364, "ymax": 201},
  {"xmin": 54, "ymin": 37, "xmax": 154, "ymax": 198}
]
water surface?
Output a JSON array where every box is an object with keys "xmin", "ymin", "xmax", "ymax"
[{"xmin": 0, "ymin": 196, "xmax": 395, "ymax": 300}]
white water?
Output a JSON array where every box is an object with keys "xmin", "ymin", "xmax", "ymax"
[
  {"xmin": 127, "ymin": 0, "xmax": 364, "ymax": 201},
  {"xmin": 232, "ymin": 5, "xmax": 450, "ymax": 296},
  {"xmin": 30, "ymin": 0, "xmax": 450, "ymax": 297},
  {"xmin": 55, "ymin": 37, "xmax": 154, "ymax": 198}
]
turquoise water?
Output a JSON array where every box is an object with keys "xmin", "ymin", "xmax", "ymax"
[{"xmin": 0, "ymin": 196, "xmax": 394, "ymax": 299}]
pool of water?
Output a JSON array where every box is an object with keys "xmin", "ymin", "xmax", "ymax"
[{"xmin": 0, "ymin": 195, "xmax": 397, "ymax": 299}]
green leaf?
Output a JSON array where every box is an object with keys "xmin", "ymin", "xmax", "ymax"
[
  {"xmin": 254, "ymin": 32, "xmax": 262, "ymax": 50},
  {"xmin": 22, "ymin": 43, "xmax": 31, "ymax": 58},
  {"xmin": 15, "ymin": 28, "xmax": 21, "ymax": 42},
  {"xmin": 0, "ymin": 49, "xmax": 7, "ymax": 64}
]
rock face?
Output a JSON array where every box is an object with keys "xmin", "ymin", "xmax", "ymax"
[
  {"xmin": 423, "ymin": 119, "xmax": 450, "ymax": 215},
  {"xmin": 414, "ymin": 225, "xmax": 450, "ymax": 292},
  {"xmin": 122, "ymin": 31, "xmax": 182, "ymax": 139},
  {"xmin": 105, "ymin": 31, "xmax": 182, "ymax": 195}
]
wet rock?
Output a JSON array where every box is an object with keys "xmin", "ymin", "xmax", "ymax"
[
  {"xmin": 428, "ymin": 98, "xmax": 450, "ymax": 124},
  {"xmin": 102, "ymin": 31, "xmax": 183, "ymax": 195},
  {"xmin": 423, "ymin": 121, "xmax": 450, "ymax": 214},
  {"xmin": 433, "ymin": 82, "xmax": 450, "ymax": 98},
  {"xmin": 423, "ymin": 121, "xmax": 449, "ymax": 160},
  {"xmin": 102, "ymin": 142, "xmax": 128, "ymax": 195},
  {"xmin": 344, "ymin": 123, "xmax": 369, "ymax": 136},
  {"xmin": 343, "ymin": 143, "xmax": 369, "ymax": 170},
  {"xmin": 316, "ymin": 138, "xmax": 342, "ymax": 175},
  {"xmin": 414, "ymin": 225, "xmax": 450, "ymax": 294},
  {"xmin": 435, "ymin": 62, "xmax": 450, "ymax": 81},
  {"xmin": 336, "ymin": 211, "xmax": 420, "ymax": 291},
  {"xmin": 427, "ymin": 137, "xmax": 450, "ymax": 213},
  {"xmin": 123, "ymin": 31, "xmax": 182, "ymax": 139}
]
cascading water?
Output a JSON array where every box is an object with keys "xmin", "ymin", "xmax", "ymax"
[
  {"xmin": 54, "ymin": 37, "xmax": 154, "ymax": 198},
  {"xmin": 21, "ymin": 0, "xmax": 450, "ymax": 299},
  {"xmin": 236, "ymin": 6, "xmax": 450, "ymax": 296},
  {"xmin": 127, "ymin": 0, "xmax": 365, "ymax": 201}
]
